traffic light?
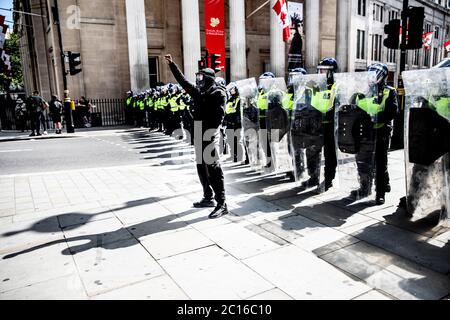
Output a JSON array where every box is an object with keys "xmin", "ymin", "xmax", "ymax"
[
  {"xmin": 407, "ymin": 6, "xmax": 425, "ymax": 50},
  {"xmin": 210, "ymin": 53, "xmax": 222, "ymax": 73},
  {"xmin": 68, "ymin": 51, "xmax": 82, "ymax": 76},
  {"xmin": 383, "ymin": 19, "xmax": 401, "ymax": 49},
  {"xmin": 198, "ymin": 57, "xmax": 208, "ymax": 71}
]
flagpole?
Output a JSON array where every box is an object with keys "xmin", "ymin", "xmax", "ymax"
[{"xmin": 246, "ymin": 0, "xmax": 270, "ymax": 19}]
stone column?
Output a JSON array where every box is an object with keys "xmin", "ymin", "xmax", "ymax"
[
  {"xmin": 335, "ymin": 0, "xmax": 349, "ymax": 72},
  {"xmin": 181, "ymin": 0, "xmax": 202, "ymax": 83},
  {"xmin": 305, "ymin": 0, "xmax": 321, "ymax": 72},
  {"xmin": 270, "ymin": 0, "xmax": 285, "ymax": 77},
  {"xmin": 229, "ymin": 0, "xmax": 247, "ymax": 81},
  {"xmin": 125, "ymin": 0, "xmax": 150, "ymax": 92}
]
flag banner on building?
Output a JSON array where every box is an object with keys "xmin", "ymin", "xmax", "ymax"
[
  {"xmin": 445, "ymin": 40, "xmax": 450, "ymax": 52},
  {"xmin": 0, "ymin": 15, "xmax": 5, "ymax": 26},
  {"xmin": 0, "ymin": 24, "xmax": 7, "ymax": 50},
  {"xmin": 204, "ymin": 0, "xmax": 225, "ymax": 72},
  {"xmin": 423, "ymin": 31, "xmax": 433, "ymax": 50},
  {"xmin": 273, "ymin": 0, "xmax": 291, "ymax": 42}
]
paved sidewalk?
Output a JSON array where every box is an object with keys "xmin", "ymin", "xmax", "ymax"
[{"xmin": 0, "ymin": 131, "xmax": 449, "ymax": 300}]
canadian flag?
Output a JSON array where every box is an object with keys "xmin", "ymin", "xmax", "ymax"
[
  {"xmin": 272, "ymin": 0, "xmax": 291, "ymax": 42},
  {"xmin": 444, "ymin": 40, "xmax": 450, "ymax": 52},
  {"xmin": 423, "ymin": 32, "xmax": 433, "ymax": 50}
]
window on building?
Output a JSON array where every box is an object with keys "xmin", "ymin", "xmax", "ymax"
[
  {"xmin": 435, "ymin": 26, "xmax": 440, "ymax": 39},
  {"xmin": 426, "ymin": 23, "xmax": 432, "ymax": 33},
  {"xmin": 373, "ymin": 3, "xmax": 383, "ymax": 22},
  {"xmin": 358, "ymin": 0, "xmax": 366, "ymax": 16},
  {"xmin": 433, "ymin": 47, "xmax": 439, "ymax": 65},
  {"xmin": 424, "ymin": 49, "xmax": 431, "ymax": 66},
  {"xmin": 387, "ymin": 48, "xmax": 396, "ymax": 63},
  {"xmin": 357, "ymin": 29, "xmax": 366, "ymax": 60},
  {"xmin": 388, "ymin": 10, "xmax": 399, "ymax": 21},
  {"xmin": 372, "ymin": 34, "xmax": 383, "ymax": 61},
  {"xmin": 413, "ymin": 50, "xmax": 420, "ymax": 66},
  {"xmin": 148, "ymin": 57, "xmax": 159, "ymax": 88}
]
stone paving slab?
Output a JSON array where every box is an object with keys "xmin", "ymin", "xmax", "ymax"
[
  {"xmin": 247, "ymin": 288, "xmax": 293, "ymax": 300},
  {"xmin": 320, "ymin": 241, "xmax": 450, "ymax": 300},
  {"xmin": 69, "ymin": 238, "xmax": 165, "ymax": 297},
  {"xmin": 0, "ymin": 241, "xmax": 77, "ymax": 293},
  {"xmin": 140, "ymin": 228, "xmax": 214, "ymax": 260},
  {"xmin": 90, "ymin": 275, "xmax": 189, "ymax": 300},
  {"xmin": 159, "ymin": 245, "xmax": 274, "ymax": 300},
  {"xmin": 0, "ymin": 274, "xmax": 87, "ymax": 300},
  {"xmin": 201, "ymin": 222, "xmax": 282, "ymax": 260},
  {"xmin": 350, "ymin": 222, "xmax": 450, "ymax": 274},
  {"xmin": 243, "ymin": 245, "xmax": 371, "ymax": 300}
]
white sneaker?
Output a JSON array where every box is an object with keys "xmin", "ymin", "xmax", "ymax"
[{"xmin": 43, "ymin": 131, "xmax": 48, "ymax": 135}]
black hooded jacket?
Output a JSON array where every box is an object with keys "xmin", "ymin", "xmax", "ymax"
[{"xmin": 169, "ymin": 62, "xmax": 226, "ymax": 132}]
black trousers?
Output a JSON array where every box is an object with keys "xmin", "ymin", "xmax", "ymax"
[
  {"xmin": 195, "ymin": 134, "xmax": 226, "ymax": 205},
  {"xmin": 30, "ymin": 112, "xmax": 43, "ymax": 133},
  {"xmin": 375, "ymin": 127, "xmax": 391, "ymax": 195},
  {"xmin": 323, "ymin": 122, "xmax": 337, "ymax": 184}
]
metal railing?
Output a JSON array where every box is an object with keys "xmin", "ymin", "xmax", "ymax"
[{"xmin": 0, "ymin": 98, "xmax": 126, "ymax": 131}]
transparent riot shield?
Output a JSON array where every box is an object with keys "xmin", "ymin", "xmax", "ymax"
[
  {"xmin": 334, "ymin": 72, "xmax": 378, "ymax": 200},
  {"xmin": 257, "ymin": 78, "xmax": 288, "ymax": 171},
  {"xmin": 236, "ymin": 78, "xmax": 261, "ymax": 170},
  {"xmin": 290, "ymin": 74, "xmax": 328, "ymax": 189},
  {"xmin": 261, "ymin": 78, "xmax": 292, "ymax": 174},
  {"xmin": 403, "ymin": 68, "xmax": 450, "ymax": 225}
]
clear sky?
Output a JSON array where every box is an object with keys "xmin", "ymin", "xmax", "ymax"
[{"xmin": 0, "ymin": 0, "xmax": 13, "ymax": 26}]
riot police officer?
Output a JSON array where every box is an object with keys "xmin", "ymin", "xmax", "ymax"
[
  {"xmin": 353, "ymin": 63, "xmax": 398, "ymax": 204},
  {"xmin": 225, "ymin": 82, "xmax": 245, "ymax": 163},
  {"xmin": 316, "ymin": 58, "xmax": 338, "ymax": 190},
  {"xmin": 257, "ymin": 72, "xmax": 276, "ymax": 167}
]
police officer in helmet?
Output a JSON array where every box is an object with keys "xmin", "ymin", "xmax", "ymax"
[
  {"xmin": 315, "ymin": 57, "xmax": 338, "ymax": 190},
  {"xmin": 365, "ymin": 63, "xmax": 399, "ymax": 204}
]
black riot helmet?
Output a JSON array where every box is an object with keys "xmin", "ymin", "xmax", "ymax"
[
  {"xmin": 317, "ymin": 58, "xmax": 338, "ymax": 86},
  {"xmin": 367, "ymin": 63, "xmax": 389, "ymax": 85},
  {"xmin": 196, "ymin": 68, "xmax": 216, "ymax": 91}
]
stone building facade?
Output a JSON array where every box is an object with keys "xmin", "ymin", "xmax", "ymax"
[
  {"xmin": 336, "ymin": 0, "xmax": 450, "ymax": 85},
  {"xmin": 15, "ymin": 0, "xmax": 339, "ymax": 100}
]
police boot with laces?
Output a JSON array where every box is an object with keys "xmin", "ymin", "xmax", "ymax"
[
  {"xmin": 193, "ymin": 198, "xmax": 215, "ymax": 208},
  {"xmin": 208, "ymin": 203, "xmax": 229, "ymax": 219}
]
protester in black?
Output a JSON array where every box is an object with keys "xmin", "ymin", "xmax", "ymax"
[
  {"xmin": 165, "ymin": 54, "xmax": 228, "ymax": 219},
  {"xmin": 49, "ymin": 95, "xmax": 63, "ymax": 134}
]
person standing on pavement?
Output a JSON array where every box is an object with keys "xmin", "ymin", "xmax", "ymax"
[
  {"xmin": 164, "ymin": 54, "xmax": 229, "ymax": 219},
  {"xmin": 49, "ymin": 95, "xmax": 63, "ymax": 134},
  {"xmin": 27, "ymin": 91, "xmax": 48, "ymax": 137}
]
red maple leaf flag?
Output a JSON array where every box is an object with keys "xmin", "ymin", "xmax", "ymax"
[
  {"xmin": 445, "ymin": 40, "xmax": 450, "ymax": 52},
  {"xmin": 423, "ymin": 32, "xmax": 433, "ymax": 50},
  {"xmin": 272, "ymin": 0, "xmax": 291, "ymax": 42}
]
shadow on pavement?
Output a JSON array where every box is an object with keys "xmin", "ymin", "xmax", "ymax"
[{"xmin": 2, "ymin": 207, "xmax": 210, "ymax": 259}]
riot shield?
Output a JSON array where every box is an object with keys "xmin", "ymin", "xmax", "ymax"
[
  {"xmin": 403, "ymin": 68, "xmax": 450, "ymax": 224},
  {"xmin": 256, "ymin": 78, "xmax": 288, "ymax": 171},
  {"xmin": 334, "ymin": 72, "xmax": 378, "ymax": 200},
  {"xmin": 290, "ymin": 74, "xmax": 328, "ymax": 189},
  {"xmin": 263, "ymin": 78, "xmax": 292, "ymax": 174},
  {"xmin": 236, "ymin": 78, "xmax": 262, "ymax": 170}
]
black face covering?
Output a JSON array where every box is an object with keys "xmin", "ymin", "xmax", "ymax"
[{"xmin": 196, "ymin": 73, "xmax": 215, "ymax": 92}]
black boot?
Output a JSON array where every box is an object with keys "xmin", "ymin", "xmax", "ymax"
[
  {"xmin": 209, "ymin": 203, "xmax": 229, "ymax": 219},
  {"xmin": 193, "ymin": 198, "xmax": 216, "ymax": 208},
  {"xmin": 376, "ymin": 193, "xmax": 385, "ymax": 205}
]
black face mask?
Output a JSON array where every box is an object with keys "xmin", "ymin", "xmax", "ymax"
[{"xmin": 196, "ymin": 73, "xmax": 215, "ymax": 91}]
